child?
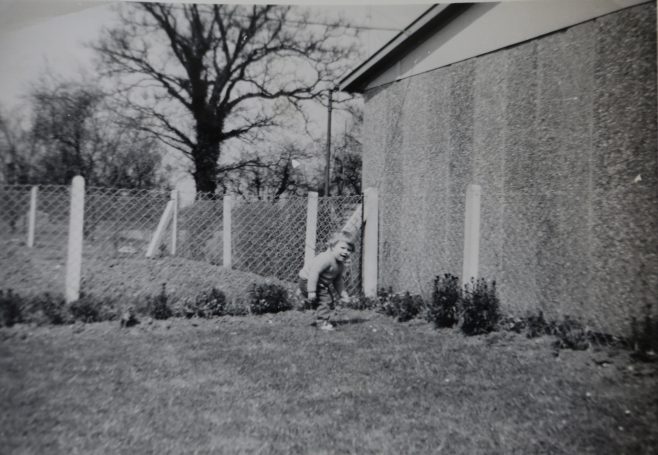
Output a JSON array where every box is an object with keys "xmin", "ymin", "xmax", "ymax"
[{"xmin": 299, "ymin": 231, "xmax": 354, "ymax": 331}]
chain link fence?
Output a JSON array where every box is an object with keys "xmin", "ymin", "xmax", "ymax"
[
  {"xmin": 0, "ymin": 183, "xmax": 365, "ymax": 299},
  {"xmin": 0, "ymin": 184, "xmax": 32, "ymax": 241},
  {"xmin": 176, "ymin": 192, "xmax": 224, "ymax": 264},
  {"xmin": 83, "ymin": 187, "xmax": 170, "ymax": 259},
  {"xmin": 232, "ymin": 196, "xmax": 307, "ymax": 283}
]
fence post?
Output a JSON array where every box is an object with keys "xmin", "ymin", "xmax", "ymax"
[
  {"xmin": 462, "ymin": 184, "xmax": 481, "ymax": 287},
  {"xmin": 146, "ymin": 199, "xmax": 174, "ymax": 258},
  {"xmin": 26, "ymin": 185, "xmax": 38, "ymax": 248},
  {"xmin": 363, "ymin": 187, "xmax": 378, "ymax": 297},
  {"xmin": 170, "ymin": 189, "xmax": 178, "ymax": 256},
  {"xmin": 223, "ymin": 194, "xmax": 232, "ymax": 269},
  {"xmin": 304, "ymin": 192, "xmax": 318, "ymax": 266},
  {"xmin": 65, "ymin": 176, "xmax": 85, "ymax": 303}
]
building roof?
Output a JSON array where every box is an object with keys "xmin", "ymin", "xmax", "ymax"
[
  {"xmin": 339, "ymin": 0, "xmax": 649, "ymax": 94},
  {"xmin": 339, "ymin": 3, "xmax": 470, "ymax": 94}
]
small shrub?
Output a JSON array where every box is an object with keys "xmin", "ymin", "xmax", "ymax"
[
  {"xmin": 248, "ymin": 282, "xmax": 291, "ymax": 315},
  {"xmin": 460, "ymin": 278, "xmax": 501, "ymax": 336},
  {"xmin": 428, "ymin": 274, "xmax": 461, "ymax": 328},
  {"xmin": 343, "ymin": 292, "xmax": 380, "ymax": 311},
  {"xmin": 69, "ymin": 298, "xmax": 101, "ymax": 323},
  {"xmin": 148, "ymin": 283, "xmax": 172, "ymax": 320},
  {"xmin": 0, "ymin": 289, "xmax": 24, "ymax": 327},
  {"xmin": 378, "ymin": 289, "xmax": 424, "ymax": 323},
  {"xmin": 225, "ymin": 298, "xmax": 249, "ymax": 317},
  {"xmin": 69, "ymin": 293, "xmax": 118, "ymax": 323},
  {"xmin": 31, "ymin": 293, "xmax": 70, "ymax": 325},
  {"xmin": 182, "ymin": 288, "xmax": 227, "ymax": 318},
  {"xmin": 509, "ymin": 311, "xmax": 593, "ymax": 351}
]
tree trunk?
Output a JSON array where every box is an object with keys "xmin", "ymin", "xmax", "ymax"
[
  {"xmin": 193, "ymin": 152, "xmax": 219, "ymax": 194},
  {"xmin": 192, "ymin": 119, "xmax": 222, "ymax": 195}
]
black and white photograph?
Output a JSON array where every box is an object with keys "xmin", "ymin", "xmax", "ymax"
[{"xmin": 1, "ymin": 0, "xmax": 657, "ymax": 453}]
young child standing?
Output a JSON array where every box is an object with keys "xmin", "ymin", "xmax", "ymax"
[{"xmin": 298, "ymin": 231, "xmax": 354, "ymax": 331}]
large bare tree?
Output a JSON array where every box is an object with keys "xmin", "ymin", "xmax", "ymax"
[{"xmin": 94, "ymin": 3, "xmax": 357, "ymax": 194}]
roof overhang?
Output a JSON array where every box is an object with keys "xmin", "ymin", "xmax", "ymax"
[{"xmin": 339, "ymin": 3, "xmax": 473, "ymax": 94}]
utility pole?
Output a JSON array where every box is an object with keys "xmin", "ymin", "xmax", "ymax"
[{"xmin": 324, "ymin": 89, "xmax": 333, "ymax": 197}]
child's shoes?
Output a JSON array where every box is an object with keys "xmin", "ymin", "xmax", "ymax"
[{"xmin": 318, "ymin": 321, "xmax": 335, "ymax": 331}]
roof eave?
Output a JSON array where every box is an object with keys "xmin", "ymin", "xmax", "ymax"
[{"xmin": 339, "ymin": 3, "xmax": 472, "ymax": 94}]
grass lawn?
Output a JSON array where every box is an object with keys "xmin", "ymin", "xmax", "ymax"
[{"xmin": 1, "ymin": 310, "xmax": 657, "ymax": 454}]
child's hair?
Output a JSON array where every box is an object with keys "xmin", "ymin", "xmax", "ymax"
[{"xmin": 328, "ymin": 231, "xmax": 355, "ymax": 252}]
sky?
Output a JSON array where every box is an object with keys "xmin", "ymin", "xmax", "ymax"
[
  {"xmin": 0, "ymin": 0, "xmax": 430, "ymax": 199},
  {"xmin": 0, "ymin": 1, "xmax": 430, "ymax": 111}
]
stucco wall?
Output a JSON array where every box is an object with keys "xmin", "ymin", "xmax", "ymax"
[{"xmin": 362, "ymin": 3, "xmax": 657, "ymax": 334}]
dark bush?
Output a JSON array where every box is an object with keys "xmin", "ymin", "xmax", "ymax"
[
  {"xmin": 27, "ymin": 293, "xmax": 70, "ymax": 325},
  {"xmin": 428, "ymin": 274, "xmax": 461, "ymax": 328},
  {"xmin": 248, "ymin": 282, "xmax": 291, "ymax": 315},
  {"xmin": 344, "ymin": 292, "xmax": 380, "ymax": 311},
  {"xmin": 69, "ymin": 293, "xmax": 119, "ymax": 323},
  {"xmin": 148, "ymin": 283, "xmax": 172, "ymax": 320},
  {"xmin": 378, "ymin": 289, "xmax": 424, "ymax": 323},
  {"xmin": 460, "ymin": 278, "xmax": 501, "ymax": 336},
  {"xmin": 69, "ymin": 298, "xmax": 101, "ymax": 323},
  {"xmin": 0, "ymin": 289, "xmax": 23, "ymax": 327},
  {"xmin": 182, "ymin": 288, "xmax": 228, "ymax": 318}
]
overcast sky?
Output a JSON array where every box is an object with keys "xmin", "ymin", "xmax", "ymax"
[{"xmin": 0, "ymin": 1, "xmax": 430, "ymax": 111}]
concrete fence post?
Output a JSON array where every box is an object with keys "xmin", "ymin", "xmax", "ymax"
[
  {"xmin": 65, "ymin": 176, "xmax": 85, "ymax": 303},
  {"xmin": 462, "ymin": 184, "xmax": 481, "ymax": 287},
  {"xmin": 146, "ymin": 199, "xmax": 174, "ymax": 258},
  {"xmin": 170, "ymin": 189, "xmax": 178, "ymax": 256},
  {"xmin": 223, "ymin": 194, "xmax": 233, "ymax": 269},
  {"xmin": 26, "ymin": 186, "xmax": 38, "ymax": 248},
  {"xmin": 304, "ymin": 192, "xmax": 318, "ymax": 267},
  {"xmin": 363, "ymin": 187, "xmax": 379, "ymax": 297}
]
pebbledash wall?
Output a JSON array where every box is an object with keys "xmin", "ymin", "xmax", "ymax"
[{"xmin": 356, "ymin": 2, "xmax": 657, "ymax": 334}]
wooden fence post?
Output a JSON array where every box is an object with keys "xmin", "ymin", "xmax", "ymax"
[
  {"xmin": 462, "ymin": 184, "xmax": 481, "ymax": 287},
  {"xmin": 170, "ymin": 189, "xmax": 178, "ymax": 256},
  {"xmin": 304, "ymin": 192, "xmax": 318, "ymax": 267},
  {"xmin": 363, "ymin": 187, "xmax": 379, "ymax": 297},
  {"xmin": 223, "ymin": 194, "xmax": 232, "ymax": 268},
  {"xmin": 26, "ymin": 186, "xmax": 38, "ymax": 248},
  {"xmin": 65, "ymin": 176, "xmax": 85, "ymax": 303}
]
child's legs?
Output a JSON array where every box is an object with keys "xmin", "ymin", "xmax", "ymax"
[
  {"xmin": 315, "ymin": 285, "xmax": 335, "ymax": 322},
  {"xmin": 298, "ymin": 277, "xmax": 309, "ymax": 299}
]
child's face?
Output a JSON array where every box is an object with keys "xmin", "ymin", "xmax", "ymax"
[{"xmin": 331, "ymin": 240, "xmax": 352, "ymax": 263}]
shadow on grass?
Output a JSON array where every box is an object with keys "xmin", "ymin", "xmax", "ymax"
[{"xmin": 334, "ymin": 317, "xmax": 369, "ymax": 326}]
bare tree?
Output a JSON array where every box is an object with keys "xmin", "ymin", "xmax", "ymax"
[
  {"xmin": 218, "ymin": 143, "xmax": 315, "ymax": 200},
  {"xmin": 2, "ymin": 76, "xmax": 167, "ymax": 189},
  {"xmin": 93, "ymin": 3, "xmax": 358, "ymax": 194},
  {"xmin": 0, "ymin": 108, "xmax": 35, "ymax": 184}
]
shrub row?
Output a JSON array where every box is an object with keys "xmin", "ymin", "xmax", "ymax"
[
  {"xmin": 0, "ymin": 281, "xmax": 294, "ymax": 327},
  {"xmin": 348, "ymin": 275, "xmax": 502, "ymax": 336}
]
